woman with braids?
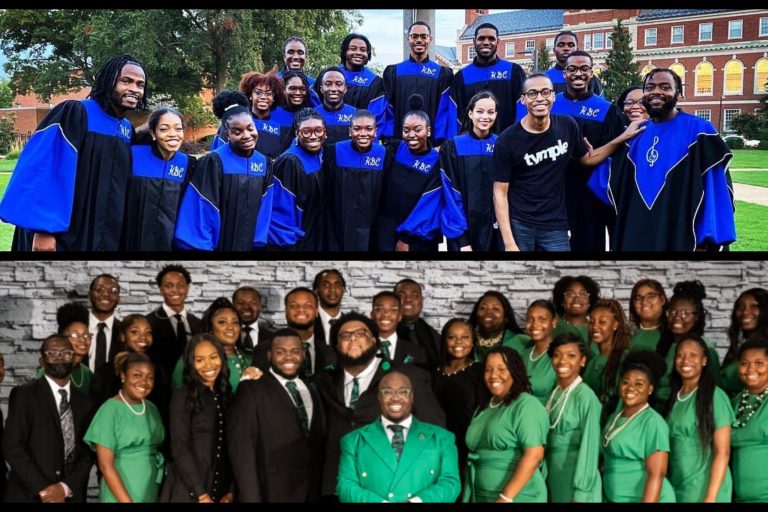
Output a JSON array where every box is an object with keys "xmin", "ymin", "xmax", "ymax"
[
  {"xmin": 628, "ymin": 279, "xmax": 669, "ymax": 351},
  {"xmin": 551, "ymin": 275, "xmax": 601, "ymax": 351},
  {"xmin": 655, "ymin": 281, "xmax": 721, "ymax": 415},
  {"xmin": 160, "ymin": 334, "xmax": 234, "ymax": 503},
  {"xmin": 463, "ymin": 346, "xmax": 549, "ymax": 503},
  {"xmin": 124, "ymin": 106, "xmax": 194, "ymax": 251},
  {"xmin": 731, "ymin": 339, "xmax": 768, "ymax": 502},
  {"xmin": 42, "ymin": 302, "xmax": 94, "ymax": 393},
  {"xmin": 0, "ymin": 54, "xmax": 147, "ymax": 251},
  {"xmin": 545, "ymin": 332, "xmax": 602, "ymax": 503},
  {"xmin": 211, "ymin": 70, "xmax": 287, "ymax": 161},
  {"xmin": 174, "ymin": 90, "xmax": 272, "ymax": 251},
  {"xmin": 583, "ymin": 299, "xmax": 630, "ymax": 422},
  {"xmin": 666, "ymin": 334, "xmax": 733, "ymax": 502},
  {"xmin": 468, "ymin": 290, "xmax": 529, "ymax": 360},
  {"xmin": 720, "ymin": 288, "xmax": 768, "ymax": 397},
  {"xmin": 521, "ymin": 300, "xmax": 558, "ymax": 404},
  {"xmin": 601, "ymin": 350, "xmax": 676, "ymax": 503}
]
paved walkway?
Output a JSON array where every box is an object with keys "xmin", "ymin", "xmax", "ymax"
[{"xmin": 734, "ymin": 183, "xmax": 768, "ymax": 206}]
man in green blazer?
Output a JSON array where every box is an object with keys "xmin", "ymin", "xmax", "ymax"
[{"xmin": 336, "ymin": 371, "xmax": 460, "ymax": 503}]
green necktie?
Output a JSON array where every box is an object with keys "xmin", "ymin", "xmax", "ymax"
[
  {"xmin": 300, "ymin": 341, "xmax": 312, "ymax": 377},
  {"xmin": 349, "ymin": 376, "xmax": 360, "ymax": 410},
  {"xmin": 388, "ymin": 424, "xmax": 405, "ymax": 460},
  {"xmin": 380, "ymin": 339, "xmax": 392, "ymax": 360},
  {"xmin": 285, "ymin": 381, "xmax": 309, "ymax": 434}
]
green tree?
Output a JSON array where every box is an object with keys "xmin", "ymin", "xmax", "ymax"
[
  {"xmin": 0, "ymin": 112, "xmax": 16, "ymax": 154},
  {"xmin": 732, "ymin": 110, "xmax": 768, "ymax": 140},
  {"xmin": 0, "ymin": 79, "xmax": 13, "ymax": 107},
  {"xmin": 177, "ymin": 95, "xmax": 217, "ymax": 141},
  {"xmin": 600, "ymin": 19, "xmax": 640, "ymax": 103},
  {"xmin": 536, "ymin": 40, "xmax": 552, "ymax": 73}
]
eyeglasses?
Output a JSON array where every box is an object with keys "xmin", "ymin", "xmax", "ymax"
[
  {"xmin": 633, "ymin": 292, "xmax": 661, "ymax": 303},
  {"xmin": 668, "ymin": 309, "xmax": 697, "ymax": 319},
  {"xmin": 298, "ymin": 126, "xmax": 327, "ymax": 138},
  {"xmin": 92, "ymin": 286, "xmax": 119, "ymax": 295},
  {"xmin": 379, "ymin": 388, "xmax": 413, "ymax": 398},
  {"xmin": 253, "ymin": 89, "xmax": 274, "ymax": 98},
  {"xmin": 373, "ymin": 306, "xmax": 400, "ymax": 315},
  {"xmin": 67, "ymin": 332, "xmax": 93, "ymax": 342},
  {"xmin": 338, "ymin": 328, "xmax": 373, "ymax": 343},
  {"xmin": 44, "ymin": 350, "xmax": 75, "ymax": 360},
  {"xmin": 524, "ymin": 88, "xmax": 554, "ymax": 100},
  {"xmin": 564, "ymin": 291, "xmax": 590, "ymax": 299},
  {"xmin": 286, "ymin": 86, "xmax": 307, "ymax": 94},
  {"xmin": 623, "ymin": 99, "xmax": 644, "ymax": 107},
  {"xmin": 408, "ymin": 33, "xmax": 431, "ymax": 40},
  {"xmin": 565, "ymin": 65, "xmax": 593, "ymax": 74}
]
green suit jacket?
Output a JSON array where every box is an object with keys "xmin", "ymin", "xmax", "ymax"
[{"xmin": 337, "ymin": 416, "xmax": 461, "ymax": 503}]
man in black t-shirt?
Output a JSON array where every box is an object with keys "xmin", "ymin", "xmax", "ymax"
[{"xmin": 492, "ymin": 74, "xmax": 643, "ymax": 252}]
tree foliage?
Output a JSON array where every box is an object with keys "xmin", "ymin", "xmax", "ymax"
[
  {"xmin": 601, "ymin": 19, "xmax": 640, "ymax": 103},
  {"xmin": 732, "ymin": 110, "xmax": 768, "ymax": 140},
  {"xmin": 536, "ymin": 40, "xmax": 552, "ymax": 73},
  {"xmin": 0, "ymin": 79, "xmax": 13, "ymax": 107},
  {"xmin": 0, "ymin": 112, "xmax": 17, "ymax": 154}
]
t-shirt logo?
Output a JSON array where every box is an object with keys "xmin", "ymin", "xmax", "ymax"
[
  {"xmin": 167, "ymin": 164, "xmax": 185, "ymax": 178},
  {"xmin": 523, "ymin": 139, "xmax": 569, "ymax": 166}
]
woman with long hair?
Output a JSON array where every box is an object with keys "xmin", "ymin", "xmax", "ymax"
[
  {"xmin": 468, "ymin": 290, "xmax": 528, "ymax": 359},
  {"xmin": 521, "ymin": 300, "xmax": 558, "ymax": 404},
  {"xmin": 628, "ymin": 279, "xmax": 668, "ymax": 351},
  {"xmin": 720, "ymin": 288, "xmax": 768, "ymax": 397}
]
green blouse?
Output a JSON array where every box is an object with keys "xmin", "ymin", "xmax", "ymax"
[
  {"xmin": 730, "ymin": 390, "xmax": 768, "ymax": 503},
  {"xmin": 629, "ymin": 327, "xmax": 662, "ymax": 352},
  {"xmin": 521, "ymin": 345, "xmax": 556, "ymax": 405}
]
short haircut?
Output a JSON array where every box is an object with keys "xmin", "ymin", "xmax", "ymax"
[
  {"xmin": 284, "ymin": 286, "xmax": 317, "ymax": 307},
  {"xmin": 554, "ymin": 30, "xmax": 578, "ymax": 46},
  {"xmin": 41, "ymin": 334, "xmax": 71, "ymax": 356},
  {"xmin": 394, "ymin": 278, "xmax": 422, "ymax": 293},
  {"xmin": 284, "ymin": 36, "xmax": 307, "ymax": 52},
  {"xmin": 351, "ymin": 109, "xmax": 376, "ymax": 124},
  {"xmin": 737, "ymin": 337, "xmax": 768, "ymax": 360},
  {"xmin": 272, "ymin": 327, "xmax": 302, "ymax": 341},
  {"xmin": 408, "ymin": 21, "xmax": 431, "ymax": 35},
  {"xmin": 330, "ymin": 312, "xmax": 380, "ymax": 347},
  {"xmin": 565, "ymin": 50, "xmax": 593, "ymax": 67},
  {"xmin": 90, "ymin": 273, "xmax": 119, "ymax": 291},
  {"xmin": 155, "ymin": 264, "xmax": 191, "ymax": 287},
  {"xmin": 233, "ymin": 286, "xmax": 262, "ymax": 303},
  {"xmin": 474, "ymin": 23, "xmax": 498, "ymax": 38},
  {"xmin": 372, "ymin": 290, "xmax": 400, "ymax": 305},
  {"xmin": 312, "ymin": 269, "xmax": 347, "ymax": 291},
  {"xmin": 523, "ymin": 73, "xmax": 553, "ymax": 91}
]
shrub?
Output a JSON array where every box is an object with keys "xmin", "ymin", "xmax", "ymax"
[
  {"xmin": 758, "ymin": 140, "xmax": 768, "ymax": 151},
  {"xmin": 725, "ymin": 137, "xmax": 745, "ymax": 150},
  {"xmin": 179, "ymin": 140, "xmax": 209, "ymax": 155},
  {"xmin": 0, "ymin": 113, "xmax": 17, "ymax": 155}
]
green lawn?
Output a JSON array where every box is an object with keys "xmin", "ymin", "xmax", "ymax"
[
  {"xmin": 0, "ymin": 172, "xmax": 12, "ymax": 251},
  {"xmin": 0, "ymin": 159, "xmax": 17, "ymax": 172},
  {"xmin": 732, "ymin": 200, "xmax": 768, "ymax": 251},
  {"xmin": 731, "ymin": 149, "xmax": 768, "ymax": 169},
  {"xmin": 731, "ymin": 171, "xmax": 768, "ymax": 188}
]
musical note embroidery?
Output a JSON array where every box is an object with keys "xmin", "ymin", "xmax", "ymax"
[{"xmin": 646, "ymin": 136, "xmax": 660, "ymax": 167}]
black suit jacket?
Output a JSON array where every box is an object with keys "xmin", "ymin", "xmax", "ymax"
[
  {"xmin": 314, "ymin": 360, "xmax": 446, "ymax": 496},
  {"xmin": 251, "ymin": 331, "xmax": 336, "ymax": 380},
  {"xmin": 227, "ymin": 372, "xmax": 325, "ymax": 502},
  {"xmin": 3, "ymin": 378, "xmax": 95, "ymax": 502},
  {"xmin": 397, "ymin": 318, "xmax": 442, "ymax": 372},
  {"xmin": 145, "ymin": 307, "xmax": 202, "ymax": 378},
  {"xmin": 384, "ymin": 337, "xmax": 429, "ymax": 369},
  {"xmin": 83, "ymin": 317, "xmax": 122, "ymax": 372},
  {"xmin": 240, "ymin": 320, "xmax": 277, "ymax": 353}
]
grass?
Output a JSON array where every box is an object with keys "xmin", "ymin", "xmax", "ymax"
[
  {"xmin": 0, "ymin": 172, "xmax": 12, "ymax": 251},
  {"xmin": 0, "ymin": 158, "xmax": 17, "ymax": 172},
  {"xmin": 730, "ymin": 149, "xmax": 768, "ymax": 169},
  {"xmin": 731, "ymin": 171, "xmax": 768, "ymax": 188},
  {"xmin": 732, "ymin": 200, "xmax": 768, "ymax": 251}
]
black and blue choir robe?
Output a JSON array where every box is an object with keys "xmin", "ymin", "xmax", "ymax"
[
  {"xmin": 173, "ymin": 143, "xmax": 272, "ymax": 251},
  {"xmin": 545, "ymin": 65, "xmax": 604, "ymax": 96},
  {"xmin": 0, "ymin": 99, "xmax": 133, "ymax": 251},
  {"xmin": 210, "ymin": 113, "xmax": 287, "ymax": 161},
  {"xmin": 378, "ymin": 58, "xmax": 454, "ymax": 144},
  {"xmin": 551, "ymin": 92, "xmax": 624, "ymax": 252},
  {"xmin": 341, "ymin": 66, "xmax": 385, "ymax": 110},
  {"xmin": 324, "ymin": 139, "xmax": 387, "ymax": 251},
  {"xmin": 122, "ymin": 144, "xmax": 194, "ymax": 251},
  {"xmin": 373, "ymin": 141, "xmax": 445, "ymax": 251},
  {"xmin": 272, "ymin": 106, "xmax": 302, "ymax": 156},
  {"xmin": 317, "ymin": 103, "xmax": 357, "ymax": 146},
  {"xmin": 440, "ymin": 132, "xmax": 500, "ymax": 252},
  {"xmin": 450, "ymin": 57, "xmax": 526, "ymax": 135},
  {"xmin": 590, "ymin": 111, "xmax": 736, "ymax": 251},
  {"xmin": 267, "ymin": 143, "xmax": 324, "ymax": 251}
]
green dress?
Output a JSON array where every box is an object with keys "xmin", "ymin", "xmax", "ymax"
[
  {"xmin": 582, "ymin": 353, "xmax": 608, "ymax": 400},
  {"xmin": 553, "ymin": 317, "xmax": 595, "ymax": 355},
  {"xmin": 171, "ymin": 351, "xmax": 252, "ymax": 392},
  {"xmin": 730, "ymin": 390, "xmax": 768, "ymax": 502},
  {"xmin": 656, "ymin": 337, "xmax": 721, "ymax": 414},
  {"xmin": 475, "ymin": 330, "xmax": 530, "ymax": 360},
  {"xmin": 545, "ymin": 382, "xmax": 603, "ymax": 502},
  {"xmin": 84, "ymin": 397, "xmax": 166, "ymax": 503},
  {"xmin": 667, "ymin": 386, "xmax": 734, "ymax": 502},
  {"xmin": 36, "ymin": 363, "xmax": 93, "ymax": 394},
  {"xmin": 718, "ymin": 360, "xmax": 744, "ymax": 398},
  {"xmin": 463, "ymin": 392, "xmax": 549, "ymax": 503},
  {"xmin": 629, "ymin": 328, "xmax": 662, "ymax": 352},
  {"xmin": 521, "ymin": 346, "xmax": 556, "ymax": 405},
  {"xmin": 601, "ymin": 406, "xmax": 676, "ymax": 502}
]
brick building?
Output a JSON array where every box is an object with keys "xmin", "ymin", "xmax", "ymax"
[{"xmin": 459, "ymin": 9, "xmax": 768, "ymax": 132}]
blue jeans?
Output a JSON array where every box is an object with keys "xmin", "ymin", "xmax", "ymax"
[{"xmin": 510, "ymin": 219, "xmax": 571, "ymax": 252}]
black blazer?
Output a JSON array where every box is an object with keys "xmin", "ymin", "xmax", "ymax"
[
  {"xmin": 251, "ymin": 333, "xmax": 336, "ymax": 379},
  {"xmin": 384, "ymin": 336, "xmax": 429, "ymax": 369},
  {"xmin": 397, "ymin": 318, "xmax": 442, "ymax": 372},
  {"xmin": 3, "ymin": 378, "xmax": 95, "ymax": 502},
  {"xmin": 314, "ymin": 360, "xmax": 446, "ymax": 496},
  {"xmin": 83, "ymin": 317, "xmax": 122, "ymax": 372},
  {"xmin": 240, "ymin": 320, "xmax": 277, "ymax": 353},
  {"xmin": 145, "ymin": 307, "xmax": 202, "ymax": 378},
  {"xmin": 227, "ymin": 372, "xmax": 325, "ymax": 502},
  {"xmin": 160, "ymin": 386, "xmax": 233, "ymax": 502}
]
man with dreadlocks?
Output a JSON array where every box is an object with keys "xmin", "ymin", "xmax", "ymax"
[{"xmin": 0, "ymin": 54, "xmax": 147, "ymax": 251}]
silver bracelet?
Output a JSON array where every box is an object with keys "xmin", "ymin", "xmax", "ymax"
[{"xmin": 499, "ymin": 493, "xmax": 514, "ymax": 503}]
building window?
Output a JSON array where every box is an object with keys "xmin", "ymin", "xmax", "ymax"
[
  {"xmin": 724, "ymin": 59, "xmax": 744, "ymax": 95},
  {"xmin": 546, "ymin": 37, "xmax": 554, "ymax": 50},
  {"xmin": 699, "ymin": 23, "xmax": 713, "ymax": 41},
  {"xmin": 583, "ymin": 34, "xmax": 591, "ymax": 50},
  {"xmin": 645, "ymin": 28, "xmax": 657, "ymax": 46},
  {"xmin": 593, "ymin": 33, "xmax": 604, "ymax": 50},
  {"xmin": 505, "ymin": 42, "xmax": 515, "ymax": 59},
  {"xmin": 695, "ymin": 61, "xmax": 714, "ymax": 96},
  {"xmin": 671, "ymin": 26, "xmax": 684, "ymax": 44},
  {"xmin": 760, "ymin": 17, "xmax": 768, "ymax": 37},
  {"xmin": 670, "ymin": 63, "xmax": 686, "ymax": 92},
  {"xmin": 525, "ymin": 40, "xmax": 535, "ymax": 53},
  {"xmin": 723, "ymin": 109, "xmax": 741, "ymax": 132},
  {"xmin": 640, "ymin": 64, "xmax": 656, "ymax": 78},
  {"xmin": 606, "ymin": 33, "xmax": 613, "ymax": 49},
  {"xmin": 695, "ymin": 110, "xmax": 712, "ymax": 122},
  {"xmin": 468, "ymin": 46, "xmax": 476, "ymax": 60},
  {"xmin": 728, "ymin": 20, "xmax": 743, "ymax": 39},
  {"xmin": 756, "ymin": 58, "xmax": 768, "ymax": 94}
]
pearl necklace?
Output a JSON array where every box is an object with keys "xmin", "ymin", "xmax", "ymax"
[
  {"xmin": 602, "ymin": 403, "xmax": 649, "ymax": 447},
  {"xmin": 546, "ymin": 376, "xmax": 582, "ymax": 430},
  {"xmin": 69, "ymin": 364, "xmax": 84, "ymax": 388},
  {"xmin": 676, "ymin": 387, "xmax": 698, "ymax": 402},
  {"xmin": 733, "ymin": 388, "xmax": 768, "ymax": 429},
  {"xmin": 118, "ymin": 390, "xmax": 146, "ymax": 416},
  {"xmin": 489, "ymin": 397, "xmax": 505, "ymax": 409},
  {"xmin": 529, "ymin": 347, "xmax": 548, "ymax": 362}
]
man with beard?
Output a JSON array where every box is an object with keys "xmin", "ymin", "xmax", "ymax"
[
  {"xmin": 339, "ymin": 33, "xmax": 385, "ymax": 110},
  {"xmin": 594, "ymin": 68, "xmax": 736, "ymax": 251},
  {"xmin": 86, "ymin": 274, "xmax": 123, "ymax": 373},
  {"xmin": 146, "ymin": 264, "xmax": 203, "ymax": 378},
  {"xmin": 546, "ymin": 31, "xmax": 604, "ymax": 96},
  {"xmin": 450, "ymin": 23, "xmax": 526, "ymax": 135},
  {"xmin": 315, "ymin": 313, "xmax": 445, "ymax": 500},
  {"xmin": 227, "ymin": 329, "xmax": 325, "ymax": 502},
  {"xmin": 313, "ymin": 66, "xmax": 357, "ymax": 146},
  {"xmin": 0, "ymin": 55, "xmax": 147, "ymax": 251},
  {"xmin": 370, "ymin": 291, "xmax": 427, "ymax": 369},
  {"xmin": 337, "ymin": 371, "xmax": 460, "ymax": 503},
  {"xmin": 232, "ymin": 286, "xmax": 276, "ymax": 354},
  {"xmin": 394, "ymin": 279, "xmax": 441, "ymax": 371},
  {"xmin": 3, "ymin": 335, "xmax": 95, "ymax": 502},
  {"xmin": 312, "ymin": 269, "xmax": 346, "ymax": 347}
]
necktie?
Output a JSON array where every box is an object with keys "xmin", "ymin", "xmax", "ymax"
[
  {"xmin": 300, "ymin": 341, "xmax": 312, "ymax": 377},
  {"xmin": 95, "ymin": 322, "xmax": 107, "ymax": 369},
  {"xmin": 388, "ymin": 424, "xmax": 405, "ymax": 460},
  {"xmin": 59, "ymin": 389, "xmax": 76, "ymax": 474},
  {"xmin": 380, "ymin": 339, "xmax": 392, "ymax": 360},
  {"xmin": 285, "ymin": 381, "xmax": 309, "ymax": 434},
  {"xmin": 349, "ymin": 376, "xmax": 360, "ymax": 410},
  {"xmin": 175, "ymin": 314, "xmax": 186, "ymax": 347},
  {"xmin": 242, "ymin": 326, "xmax": 254, "ymax": 350}
]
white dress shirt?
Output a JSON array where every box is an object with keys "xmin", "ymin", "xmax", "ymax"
[
  {"xmin": 318, "ymin": 307, "xmax": 342, "ymax": 343},
  {"xmin": 343, "ymin": 356, "xmax": 380, "ymax": 407},
  {"xmin": 162, "ymin": 303, "xmax": 192, "ymax": 341},
  {"xmin": 270, "ymin": 368, "xmax": 314, "ymax": 425},
  {"xmin": 87, "ymin": 311, "xmax": 116, "ymax": 372}
]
